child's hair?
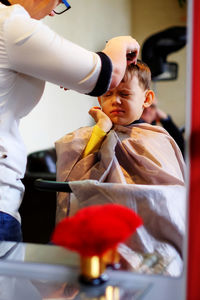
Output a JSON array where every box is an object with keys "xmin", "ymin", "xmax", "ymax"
[{"xmin": 122, "ymin": 60, "xmax": 151, "ymax": 90}]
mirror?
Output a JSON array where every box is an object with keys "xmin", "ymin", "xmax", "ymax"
[{"xmin": 1, "ymin": 0, "xmax": 188, "ymax": 283}]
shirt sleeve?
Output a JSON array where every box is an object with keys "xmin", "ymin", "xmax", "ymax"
[
  {"xmin": 160, "ymin": 115, "xmax": 185, "ymax": 157},
  {"xmin": 3, "ymin": 6, "xmax": 112, "ymax": 96},
  {"xmin": 82, "ymin": 125, "xmax": 106, "ymax": 158}
]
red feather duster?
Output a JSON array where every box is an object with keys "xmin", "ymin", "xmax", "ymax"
[{"xmin": 52, "ymin": 204, "xmax": 142, "ymax": 257}]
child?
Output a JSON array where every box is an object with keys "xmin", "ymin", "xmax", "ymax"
[{"xmin": 55, "ymin": 61, "xmax": 185, "ymax": 274}]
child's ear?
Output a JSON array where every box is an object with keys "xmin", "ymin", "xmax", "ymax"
[{"xmin": 143, "ymin": 90, "xmax": 155, "ymax": 108}]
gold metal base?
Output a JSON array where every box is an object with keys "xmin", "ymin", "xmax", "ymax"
[{"xmin": 80, "ymin": 255, "xmax": 106, "ymax": 280}]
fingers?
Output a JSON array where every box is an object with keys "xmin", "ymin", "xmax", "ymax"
[
  {"xmin": 88, "ymin": 106, "xmax": 101, "ymax": 120},
  {"xmin": 88, "ymin": 107, "xmax": 113, "ymax": 132},
  {"xmin": 126, "ymin": 51, "xmax": 137, "ymax": 65},
  {"xmin": 105, "ymin": 36, "xmax": 140, "ymax": 62},
  {"xmin": 102, "ymin": 36, "xmax": 140, "ymax": 89},
  {"xmin": 126, "ymin": 38, "xmax": 140, "ymax": 65},
  {"xmin": 89, "ymin": 106, "xmax": 101, "ymax": 114},
  {"xmin": 90, "ymin": 106, "xmax": 101, "ymax": 110}
]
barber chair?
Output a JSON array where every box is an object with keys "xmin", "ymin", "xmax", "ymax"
[{"xmin": 20, "ymin": 148, "xmax": 57, "ymax": 244}]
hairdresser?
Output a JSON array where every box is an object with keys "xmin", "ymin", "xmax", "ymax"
[{"xmin": 0, "ymin": 0, "xmax": 140, "ymax": 242}]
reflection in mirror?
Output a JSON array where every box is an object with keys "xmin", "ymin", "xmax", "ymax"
[
  {"xmin": 7, "ymin": 0, "xmax": 186, "ymax": 281},
  {"xmin": 0, "ymin": 242, "xmax": 153, "ymax": 300}
]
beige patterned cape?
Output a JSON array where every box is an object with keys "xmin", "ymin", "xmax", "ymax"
[{"xmin": 55, "ymin": 123, "xmax": 185, "ymax": 275}]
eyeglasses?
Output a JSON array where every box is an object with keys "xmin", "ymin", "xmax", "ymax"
[{"xmin": 53, "ymin": 0, "xmax": 71, "ymax": 15}]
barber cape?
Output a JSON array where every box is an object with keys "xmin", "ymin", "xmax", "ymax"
[{"xmin": 55, "ymin": 123, "xmax": 185, "ymax": 276}]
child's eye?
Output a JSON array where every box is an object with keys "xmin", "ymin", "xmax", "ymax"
[
  {"xmin": 120, "ymin": 92, "xmax": 130, "ymax": 97},
  {"xmin": 104, "ymin": 92, "xmax": 112, "ymax": 97}
]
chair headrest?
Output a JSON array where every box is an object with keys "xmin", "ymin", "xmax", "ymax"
[
  {"xmin": 141, "ymin": 26, "xmax": 186, "ymax": 81},
  {"xmin": 27, "ymin": 148, "xmax": 56, "ymax": 173}
]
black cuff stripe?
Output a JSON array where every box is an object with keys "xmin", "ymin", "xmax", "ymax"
[
  {"xmin": 87, "ymin": 52, "xmax": 112, "ymax": 97},
  {"xmin": 1, "ymin": 0, "xmax": 11, "ymax": 5}
]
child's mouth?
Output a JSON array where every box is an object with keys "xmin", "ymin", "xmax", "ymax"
[{"xmin": 110, "ymin": 109, "xmax": 125, "ymax": 115}]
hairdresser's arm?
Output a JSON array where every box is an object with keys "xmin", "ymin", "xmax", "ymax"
[
  {"xmin": 82, "ymin": 107, "xmax": 112, "ymax": 157},
  {"xmin": 5, "ymin": 12, "xmax": 139, "ymax": 96}
]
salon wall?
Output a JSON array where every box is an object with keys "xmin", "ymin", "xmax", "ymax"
[{"xmin": 19, "ymin": 0, "xmax": 186, "ymax": 154}]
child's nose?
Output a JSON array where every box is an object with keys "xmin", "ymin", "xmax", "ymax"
[{"xmin": 112, "ymin": 95, "xmax": 121, "ymax": 105}]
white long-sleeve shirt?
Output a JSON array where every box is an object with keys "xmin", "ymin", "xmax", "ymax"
[{"xmin": 0, "ymin": 4, "xmax": 112, "ymax": 221}]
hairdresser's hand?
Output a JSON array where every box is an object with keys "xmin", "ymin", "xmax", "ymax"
[
  {"xmin": 156, "ymin": 107, "xmax": 168, "ymax": 121},
  {"xmin": 102, "ymin": 36, "xmax": 140, "ymax": 89},
  {"xmin": 89, "ymin": 106, "xmax": 113, "ymax": 133}
]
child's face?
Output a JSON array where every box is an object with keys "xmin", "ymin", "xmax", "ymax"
[{"xmin": 99, "ymin": 74, "xmax": 152, "ymax": 126}]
